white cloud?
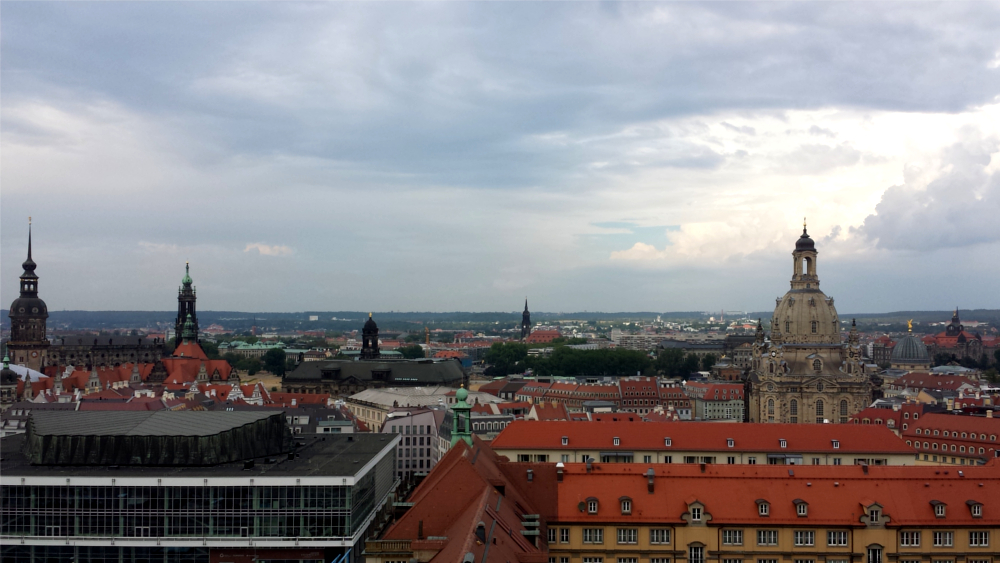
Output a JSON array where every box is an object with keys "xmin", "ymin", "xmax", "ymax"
[{"xmin": 244, "ymin": 243, "xmax": 294, "ymax": 257}]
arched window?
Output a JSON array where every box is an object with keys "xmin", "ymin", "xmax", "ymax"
[
  {"xmin": 790, "ymin": 400, "xmax": 798, "ymax": 415},
  {"xmin": 767, "ymin": 399, "xmax": 775, "ymax": 415},
  {"xmin": 811, "ymin": 321, "xmax": 817, "ymax": 333},
  {"xmin": 812, "ymin": 359, "xmax": 822, "ymax": 371},
  {"xmin": 769, "ymin": 363, "xmax": 774, "ymax": 374},
  {"xmin": 815, "ymin": 400, "xmax": 825, "ymax": 423},
  {"xmin": 785, "ymin": 321, "xmax": 790, "ymax": 332}
]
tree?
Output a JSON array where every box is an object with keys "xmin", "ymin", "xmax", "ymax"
[
  {"xmin": 701, "ymin": 354, "xmax": 718, "ymax": 371},
  {"xmin": 681, "ymin": 353, "xmax": 701, "ymax": 376},
  {"xmin": 262, "ymin": 348, "xmax": 287, "ymax": 375},
  {"xmin": 485, "ymin": 342, "xmax": 528, "ymax": 375},
  {"xmin": 201, "ymin": 341, "xmax": 221, "ymax": 360},
  {"xmin": 222, "ymin": 352, "xmax": 241, "ymax": 366},
  {"xmin": 655, "ymin": 348, "xmax": 686, "ymax": 378},
  {"xmin": 398, "ymin": 345, "xmax": 425, "ymax": 359},
  {"xmin": 983, "ymin": 368, "xmax": 999, "ymax": 386},
  {"xmin": 236, "ymin": 357, "xmax": 262, "ymax": 375}
]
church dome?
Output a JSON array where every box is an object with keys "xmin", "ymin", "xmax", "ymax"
[
  {"xmin": 891, "ymin": 333, "xmax": 930, "ymax": 365},
  {"xmin": 772, "ymin": 290, "xmax": 839, "ymax": 344},
  {"xmin": 363, "ymin": 314, "xmax": 378, "ymax": 333},
  {"xmin": 9, "ymin": 296, "xmax": 48, "ymax": 319},
  {"xmin": 795, "ymin": 231, "xmax": 815, "ymax": 251}
]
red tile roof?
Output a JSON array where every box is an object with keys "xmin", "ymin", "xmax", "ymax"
[
  {"xmin": 491, "ymin": 420, "xmax": 914, "ymax": 454},
  {"xmin": 553, "ymin": 462, "xmax": 1000, "ymax": 526}
]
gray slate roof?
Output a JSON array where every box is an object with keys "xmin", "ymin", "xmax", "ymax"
[{"xmin": 28, "ymin": 410, "xmax": 273, "ymax": 437}]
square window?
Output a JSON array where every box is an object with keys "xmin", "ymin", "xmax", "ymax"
[
  {"xmin": 757, "ymin": 530, "xmax": 778, "ymax": 546},
  {"xmin": 969, "ymin": 531, "xmax": 989, "ymax": 547},
  {"xmin": 933, "ymin": 531, "xmax": 954, "ymax": 547},
  {"xmin": 650, "ymin": 528, "xmax": 671, "ymax": 544},
  {"xmin": 794, "ymin": 531, "xmax": 815, "ymax": 546},
  {"xmin": 616, "ymin": 528, "xmax": 637, "ymax": 544},
  {"xmin": 827, "ymin": 531, "xmax": 848, "ymax": 546},
  {"xmin": 900, "ymin": 531, "xmax": 921, "ymax": 547},
  {"xmin": 723, "ymin": 530, "xmax": 743, "ymax": 545}
]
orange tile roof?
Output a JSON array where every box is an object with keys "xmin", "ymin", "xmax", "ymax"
[
  {"xmin": 553, "ymin": 462, "xmax": 1000, "ymax": 526},
  {"xmin": 491, "ymin": 420, "xmax": 914, "ymax": 454},
  {"xmin": 172, "ymin": 341, "xmax": 209, "ymax": 360}
]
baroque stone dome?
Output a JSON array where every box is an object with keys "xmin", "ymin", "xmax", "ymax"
[
  {"xmin": 891, "ymin": 333, "xmax": 930, "ymax": 365},
  {"xmin": 771, "ymin": 224, "xmax": 839, "ymax": 344}
]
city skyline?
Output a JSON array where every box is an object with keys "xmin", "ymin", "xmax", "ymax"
[{"xmin": 3, "ymin": 3, "xmax": 1000, "ymax": 312}]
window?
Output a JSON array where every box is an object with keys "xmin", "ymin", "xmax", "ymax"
[
  {"xmin": 759, "ymin": 560, "xmax": 778, "ymax": 563},
  {"xmin": 935, "ymin": 503, "xmax": 946, "ymax": 517},
  {"xmin": 561, "ymin": 454, "xmax": 570, "ymax": 463},
  {"xmin": 795, "ymin": 560, "xmax": 815, "ymax": 563},
  {"xmin": 970, "ymin": 503, "xmax": 982, "ymax": 517},
  {"xmin": 813, "ymin": 359, "xmax": 821, "ymax": 371},
  {"xmin": 691, "ymin": 507, "xmax": 702, "ymax": 521},
  {"xmin": 867, "ymin": 547, "xmax": 883, "ymax": 563},
  {"xmin": 723, "ymin": 530, "xmax": 743, "ymax": 545},
  {"xmin": 869, "ymin": 508, "xmax": 881, "ymax": 524},
  {"xmin": 562, "ymin": 436, "xmax": 568, "ymax": 445},
  {"xmin": 832, "ymin": 440, "xmax": 840, "ymax": 449},
  {"xmin": 748, "ymin": 456, "xmax": 757, "ymax": 464},
  {"xmin": 811, "ymin": 321, "xmax": 818, "ymax": 333},
  {"xmin": 621, "ymin": 499, "xmax": 632, "ymax": 514},
  {"xmin": 650, "ymin": 528, "xmax": 671, "ymax": 544},
  {"xmin": 651, "ymin": 559, "xmax": 670, "ymax": 563},
  {"xmin": 664, "ymin": 455, "xmax": 673, "ymax": 463},
  {"xmin": 780, "ymin": 439, "xmax": 787, "ymax": 449},
  {"xmin": 618, "ymin": 559, "xmax": 638, "ymax": 563},
  {"xmin": 795, "ymin": 531, "xmax": 815, "ymax": 546},
  {"xmin": 665, "ymin": 437, "xmax": 672, "ymax": 447},
  {"xmin": 613, "ymin": 437, "xmax": 620, "ymax": 446},
  {"xmin": 758, "ymin": 502, "xmax": 770, "ymax": 516},
  {"xmin": 583, "ymin": 528, "xmax": 604, "ymax": 544},
  {"xmin": 933, "ymin": 532, "xmax": 953, "ymax": 547},
  {"xmin": 617, "ymin": 528, "xmax": 638, "ymax": 544},
  {"xmin": 728, "ymin": 438, "xmax": 735, "ymax": 447},
  {"xmin": 588, "ymin": 500, "xmax": 598, "ymax": 514},
  {"xmin": 644, "ymin": 455, "xmax": 653, "ymax": 463},
  {"xmin": 790, "ymin": 400, "xmax": 798, "ymax": 416},
  {"xmin": 723, "ymin": 560, "xmax": 743, "ymax": 563},
  {"xmin": 900, "ymin": 532, "xmax": 921, "ymax": 546},
  {"xmin": 758, "ymin": 530, "xmax": 778, "ymax": 546},
  {"xmin": 828, "ymin": 531, "xmax": 848, "ymax": 546},
  {"xmin": 689, "ymin": 546, "xmax": 704, "ymax": 563},
  {"xmin": 560, "ymin": 528, "xmax": 569, "ymax": 543},
  {"xmin": 583, "ymin": 558, "xmax": 603, "ymax": 563},
  {"xmin": 796, "ymin": 503, "xmax": 808, "ymax": 517},
  {"xmin": 816, "ymin": 400, "xmax": 825, "ymax": 423},
  {"xmin": 548, "ymin": 528, "xmax": 557, "ymax": 543},
  {"xmin": 969, "ymin": 531, "xmax": 989, "ymax": 547},
  {"xmin": 728, "ymin": 456, "xmax": 736, "ymax": 464}
]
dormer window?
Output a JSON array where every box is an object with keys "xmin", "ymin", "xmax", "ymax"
[
  {"xmin": 587, "ymin": 499, "xmax": 598, "ymax": 514},
  {"xmin": 665, "ymin": 437, "xmax": 672, "ymax": 447},
  {"xmin": 757, "ymin": 500, "xmax": 770, "ymax": 516},
  {"xmin": 620, "ymin": 498, "xmax": 632, "ymax": 515},
  {"xmin": 561, "ymin": 436, "xmax": 568, "ymax": 446},
  {"xmin": 832, "ymin": 440, "xmax": 840, "ymax": 449},
  {"xmin": 932, "ymin": 501, "xmax": 946, "ymax": 518},
  {"xmin": 968, "ymin": 501, "xmax": 983, "ymax": 518},
  {"xmin": 869, "ymin": 508, "xmax": 881, "ymax": 524},
  {"xmin": 780, "ymin": 439, "xmax": 787, "ymax": 449},
  {"xmin": 727, "ymin": 439, "xmax": 734, "ymax": 448},
  {"xmin": 613, "ymin": 437, "xmax": 620, "ymax": 446},
  {"xmin": 691, "ymin": 507, "xmax": 702, "ymax": 521},
  {"xmin": 794, "ymin": 500, "xmax": 808, "ymax": 517}
]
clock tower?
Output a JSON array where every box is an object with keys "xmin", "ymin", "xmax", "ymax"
[{"xmin": 7, "ymin": 219, "xmax": 50, "ymax": 371}]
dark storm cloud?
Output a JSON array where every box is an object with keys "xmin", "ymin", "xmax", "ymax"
[{"xmin": 4, "ymin": 2, "xmax": 999, "ymax": 191}]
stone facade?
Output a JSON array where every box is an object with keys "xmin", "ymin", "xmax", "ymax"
[{"xmin": 747, "ymin": 224, "xmax": 875, "ymax": 424}]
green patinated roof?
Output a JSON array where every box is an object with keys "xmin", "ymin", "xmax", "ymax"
[{"xmin": 181, "ymin": 262, "xmax": 192, "ymax": 285}]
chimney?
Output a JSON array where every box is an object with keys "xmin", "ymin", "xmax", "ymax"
[
  {"xmin": 586, "ymin": 458, "xmax": 593, "ymax": 473},
  {"xmin": 556, "ymin": 462, "xmax": 564, "ymax": 482},
  {"xmin": 647, "ymin": 468, "xmax": 655, "ymax": 493}
]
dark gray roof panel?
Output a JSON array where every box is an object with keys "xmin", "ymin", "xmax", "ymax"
[{"xmin": 29, "ymin": 411, "xmax": 274, "ymax": 437}]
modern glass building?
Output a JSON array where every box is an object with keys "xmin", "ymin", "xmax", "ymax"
[{"xmin": 1, "ymin": 411, "xmax": 399, "ymax": 563}]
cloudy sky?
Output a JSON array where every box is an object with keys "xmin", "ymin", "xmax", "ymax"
[{"xmin": 3, "ymin": 2, "xmax": 999, "ymax": 314}]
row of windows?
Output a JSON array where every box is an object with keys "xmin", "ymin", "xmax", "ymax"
[
  {"xmin": 0, "ymin": 514, "xmax": 350, "ymax": 538},
  {"xmin": 908, "ymin": 440, "xmax": 993, "ymax": 456},
  {"xmin": 914, "ymin": 429, "xmax": 997, "ymax": 441},
  {"xmin": 0, "ymin": 486, "xmax": 350, "ymax": 512},
  {"xmin": 552, "ymin": 528, "xmax": 989, "ymax": 548}
]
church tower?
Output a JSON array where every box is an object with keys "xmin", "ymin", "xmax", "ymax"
[
  {"xmin": 360, "ymin": 313, "xmax": 381, "ymax": 360},
  {"xmin": 175, "ymin": 262, "xmax": 198, "ymax": 342},
  {"xmin": 450, "ymin": 385, "xmax": 473, "ymax": 447},
  {"xmin": 748, "ymin": 220, "xmax": 873, "ymax": 424},
  {"xmin": 7, "ymin": 219, "xmax": 50, "ymax": 371},
  {"xmin": 521, "ymin": 299, "xmax": 531, "ymax": 340}
]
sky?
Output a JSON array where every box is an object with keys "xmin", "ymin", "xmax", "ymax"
[{"xmin": 2, "ymin": 2, "xmax": 1000, "ymax": 314}]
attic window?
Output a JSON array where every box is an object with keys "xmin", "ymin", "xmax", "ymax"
[
  {"xmin": 796, "ymin": 502, "xmax": 808, "ymax": 517},
  {"xmin": 561, "ymin": 436, "xmax": 568, "ymax": 446},
  {"xmin": 757, "ymin": 501, "xmax": 769, "ymax": 516},
  {"xmin": 932, "ymin": 502, "xmax": 946, "ymax": 518},
  {"xmin": 832, "ymin": 440, "xmax": 840, "ymax": 449},
  {"xmin": 727, "ymin": 439, "xmax": 734, "ymax": 448},
  {"xmin": 869, "ymin": 507, "xmax": 881, "ymax": 524},
  {"xmin": 620, "ymin": 498, "xmax": 632, "ymax": 514},
  {"xmin": 613, "ymin": 437, "xmax": 620, "ymax": 446},
  {"xmin": 780, "ymin": 439, "xmax": 787, "ymax": 449},
  {"xmin": 665, "ymin": 437, "xmax": 672, "ymax": 447},
  {"xmin": 968, "ymin": 502, "xmax": 983, "ymax": 518},
  {"xmin": 587, "ymin": 499, "xmax": 599, "ymax": 514}
]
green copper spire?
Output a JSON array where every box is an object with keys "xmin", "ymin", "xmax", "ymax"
[
  {"xmin": 2, "ymin": 354, "xmax": 9, "ymax": 370},
  {"xmin": 182, "ymin": 262, "xmax": 192, "ymax": 285},
  {"xmin": 181, "ymin": 313, "xmax": 197, "ymax": 341},
  {"xmin": 450, "ymin": 384, "xmax": 473, "ymax": 447}
]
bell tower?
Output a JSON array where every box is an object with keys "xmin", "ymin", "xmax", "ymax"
[
  {"xmin": 521, "ymin": 299, "xmax": 531, "ymax": 340},
  {"xmin": 175, "ymin": 262, "xmax": 198, "ymax": 343},
  {"xmin": 7, "ymin": 218, "xmax": 50, "ymax": 371}
]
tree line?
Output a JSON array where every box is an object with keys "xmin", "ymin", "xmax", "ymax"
[{"xmin": 484, "ymin": 342, "xmax": 717, "ymax": 378}]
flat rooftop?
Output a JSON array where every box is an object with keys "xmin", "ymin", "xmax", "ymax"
[
  {"xmin": 29, "ymin": 410, "xmax": 274, "ymax": 437},
  {"xmin": 1, "ymin": 432, "xmax": 396, "ymax": 479}
]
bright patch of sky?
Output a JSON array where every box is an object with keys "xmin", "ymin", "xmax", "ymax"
[{"xmin": 2, "ymin": 2, "xmax": 999, "ymax": 313}]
